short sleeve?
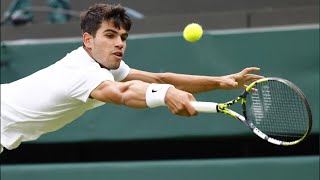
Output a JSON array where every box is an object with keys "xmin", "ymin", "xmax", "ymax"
[{"xmin": 67, "ymin": 69, "xmax": 114, "ymax": 102}]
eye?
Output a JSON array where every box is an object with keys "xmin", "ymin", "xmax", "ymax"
[
  {"xmin": 105, "ymin": 33, "xmax": 115, "ymax": 38},
  {"xmin": 121, "ymin": 34, "xmax": 128, "ymax": 41}
]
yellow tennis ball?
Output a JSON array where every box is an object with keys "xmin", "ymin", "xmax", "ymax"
[{"xmin": 183, "ymin": 23, "xmax": 203, "ymax": 42}]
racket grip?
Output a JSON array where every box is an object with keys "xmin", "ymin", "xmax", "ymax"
[{"xmin": 190, "ymin": 101, "xmax": 218, "ymax": 113}]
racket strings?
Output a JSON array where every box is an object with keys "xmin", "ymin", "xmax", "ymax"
[{"xmin": 245, "ymin": 80, "xmax": 310, "ymax": 142}]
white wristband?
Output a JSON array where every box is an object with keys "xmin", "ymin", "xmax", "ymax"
[{"xmin": 146, "ymin": 83, "xmax": 174, "ymax": 108}]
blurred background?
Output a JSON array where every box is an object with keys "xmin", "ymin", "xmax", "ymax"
[{"xmin": 1, "ymin": 0, "xmax": 319, "ymax": 180}]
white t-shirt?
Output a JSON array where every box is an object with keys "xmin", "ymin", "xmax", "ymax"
[{"xmin": 0, "ymin": 46, "xmax": 130, "ymax": 150}]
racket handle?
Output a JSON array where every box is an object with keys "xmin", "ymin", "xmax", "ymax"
[{"xmin": 190, "ymin": 101, "xmax": 218, "ymax": 113}]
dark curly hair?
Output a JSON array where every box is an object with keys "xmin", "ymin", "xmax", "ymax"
[{"xmin": 80, "ymin": 4, "xmax": 132, "ymax": 37}]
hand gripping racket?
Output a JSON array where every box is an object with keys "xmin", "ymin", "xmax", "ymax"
[{"xmin": 191, "ymin": 77, "xmax": 312, "ymax": 146}]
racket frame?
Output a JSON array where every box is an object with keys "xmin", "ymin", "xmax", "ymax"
[{"xmin": 191, "ymin": 77, "xmax": 312, "ymax": 146}]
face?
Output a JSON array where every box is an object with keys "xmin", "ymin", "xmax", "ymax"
[{"xmin": 83, "ymin": 21, "xmax": 128, "ymax": 70}]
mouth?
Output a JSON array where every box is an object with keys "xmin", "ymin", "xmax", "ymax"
[{"xmin": 112, "ymin": 51, "xmax": 123, "ymax": 59}]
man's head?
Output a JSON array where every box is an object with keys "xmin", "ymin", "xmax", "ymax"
[
  {"xmin": 80, "ymin": 4, "xmax": 131, "ymax": 37},
  {"xmin": 80, "ymin": 4, "xmax": 132, "ymax": 70}
]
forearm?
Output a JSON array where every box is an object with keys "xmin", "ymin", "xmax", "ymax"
[
  {"xmin": 158, "ymin": 72, "xmax": 223, "ymax": 94},
  {"xmin": 91, "ymin": 79, "xmax": 198, "ymax": 116},
  {"xmin": 124, "ymin": 69, "xmax": 223, "ymax": 94},
  {"xmin": 91, "ymin": 80, "xmax": 172, "ymax": 108},
  {"xmin": 119, "ymin": 80, "xmax": 150, "ymax": 108},
  {"xmin": 124, "ymin": 67, "xmax": 264, "ymax": 94},
  {"xmin": 91, "ymin": 80, "xmax": 149, "ymax": 108}
]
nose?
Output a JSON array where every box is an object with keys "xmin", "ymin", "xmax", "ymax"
[{"xmin": 115, "ymin": 36, "xmax": 124, "ymax": 49}]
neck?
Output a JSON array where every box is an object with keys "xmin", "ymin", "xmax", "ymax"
[{"xmin": 82, "ymin": 46, "xmax": 109, "ymax": 70}]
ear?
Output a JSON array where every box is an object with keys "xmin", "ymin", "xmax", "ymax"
[{"xmin": 83, "ymin": 32, "xmax": 93, "ymax": 48}]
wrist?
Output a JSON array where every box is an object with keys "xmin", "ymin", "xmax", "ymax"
[{"xmin": 146, "ymin": 83, "xmax": 174, "ymax": 108}]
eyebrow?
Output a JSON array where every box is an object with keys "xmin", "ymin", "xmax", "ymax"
[{"xmin": 103, "ymin": 29, "xmax": 128, "ymax": 37}]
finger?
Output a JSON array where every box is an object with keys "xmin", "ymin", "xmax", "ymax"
[
  {"xmin": 188, "ymin": 93, "xmax": 197, "ymax": 101},
  {"xmin": 187, "ymin": 94, "xmax": 198, "ymax": 116},
  {"xmin": 168, "ymin": 103, "xmax": 188, "ymax": 116},
  {"xmin": 241, "ymin": 67, "xmax": 261, "ymax": 75},
  {"xmin": 242, "ymin": 84, "xmax": 257, "ymax": 92},
  {"xmin": 167, "ymin": 96, "xmax": 197, "ymax": 117},
  {"xmin": 245, "ymin": 74, "xmax": 265, "ymax": 82},
  {"xmin": 224, "ymin": 78, "xmax": 238, "ymax": 87}
]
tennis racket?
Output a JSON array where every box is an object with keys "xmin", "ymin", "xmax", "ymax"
[{"xmin": 191, "ymin": 77, "xmax": 312, "ymax": 146}]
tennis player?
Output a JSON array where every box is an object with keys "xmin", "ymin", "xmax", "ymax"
[{"xmin": 0, "ymin": 3, "xmax": 264, "ymax": 153}]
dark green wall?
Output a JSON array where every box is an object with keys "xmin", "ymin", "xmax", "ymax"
[
  {"xmin": 1, "ymin": 26, "xmax": 318, "ymax": 143},
  {"xmin": 1, "ymin": 156, "xmax": 318, "ymax": 180}
]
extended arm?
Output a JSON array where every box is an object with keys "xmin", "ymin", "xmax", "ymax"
[
  {"xmin": 90, "ymin": 67, "xmax": 263, "ymax": 116},
  {"xmin": 123, "ymin": 67, "xmax": 264, "ymax": 94},
  {"xmin": 90, "ymin": 80, "xmax": 197, "ymax": 116}
]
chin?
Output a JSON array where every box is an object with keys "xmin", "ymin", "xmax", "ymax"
[{"xmin": 107, "ymin": 64, "xmax": 120, "ymax": 70}]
